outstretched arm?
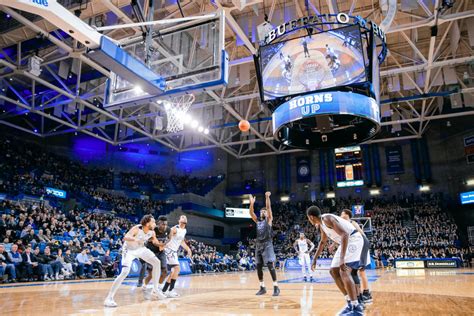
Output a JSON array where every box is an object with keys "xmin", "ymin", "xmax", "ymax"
[
  {"xmin": 351, "ymin": 220, "xmax": 365, "ymax": 237},
  {"xmin": 181, "ymin": 240, "xmax": 192, "ymax": 258},
  {"xmin": 164, "ymin": 227, "xmax": 177, "ymax": 247},
  {"xmin": 312, "ymin": 225, "xmax": 328, "ymax": 270},
  {"xmin": 249, "ymin": 195, "xmax": 257, "ymax": 224},
  {"xmin": 149, "ymin": 231, "xmax": 166, "ymax": 249},
  {"xmin": 265, "ymin": 191, "xmax": 273, "ymax": 226}
]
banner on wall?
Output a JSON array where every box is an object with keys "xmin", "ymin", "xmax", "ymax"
[
  {"xmin": 296, "ymin": 157, "xmax": 312, "ymax": 183},
  {"xmin": 464, "ymin": 135, "xmax": 474, "ymax": 165},
  {"xmin": 385, "ymin": 145, "xmax": 404, "ymax": 174}
]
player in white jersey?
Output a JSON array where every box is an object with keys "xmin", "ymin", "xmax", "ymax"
[
  {"xmin": 104, "ymin": 215, "xmax": 166, "ymax": 307},
  {"xmin": 306, "ymin": 206, "xmax": 364, "ymax": 316},
  {"xmin": 293, "ymin": 232, "xmax": 315, "ymax": 281},
  {"xmin": 162, "ymin": 215, "xmax": 192, "ymax": 298}
]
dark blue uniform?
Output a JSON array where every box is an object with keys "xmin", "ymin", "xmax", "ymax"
[{"xmin": 255, "ymin": 219, "xmax": 276, "ymax": 264}]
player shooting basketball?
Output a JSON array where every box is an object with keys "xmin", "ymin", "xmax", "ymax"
[{"xmin": 249, "ymin": 192, "xmax": 280, "ymax": 296}]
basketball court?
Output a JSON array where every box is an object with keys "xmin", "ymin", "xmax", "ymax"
[
  {"xmin": 1, "ymin": 269, "xmax": 473, "ymax": 315},
  {"xmin": 1, "ymin": 1, "xmax": 474, "ymax": 315}
]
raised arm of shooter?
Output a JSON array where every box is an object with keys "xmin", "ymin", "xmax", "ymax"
[
  {"xmin": 249, "ymin": 195, "xmax": 257, "ymax": 223},
  {"xmin": 265, "ymin": 191, "xmax": 273, "ymax": 226}
]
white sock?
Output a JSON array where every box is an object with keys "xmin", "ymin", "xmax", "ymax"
[
  {"xmin": 345, "ymin": 295, "xmax": 350, "ymax": 301},
  {"xmin": 351, "ymin": 300, "xmax": 358, "ymax": 306},
  {"xmin": 273, "ymin": 281, "xmax": 278, "ymax": 286},
  {"xmin": 259, "ymin": 281, "xmax": 265, "ymax": 287}
]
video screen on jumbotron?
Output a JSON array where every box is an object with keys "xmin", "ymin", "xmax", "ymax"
[
  {"xmin": 335, "ymin": 146, "xmax": 364, "ymax": 188},
  {"xmin": 260, "ymin": 25, "xmax": 366, "ymax": 101}
]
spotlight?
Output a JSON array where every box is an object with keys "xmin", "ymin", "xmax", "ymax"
[
  {"xmin": 198, "ymin": 126, "xmax": 204, "ymax": 133},
  {"xmin": 321, "ymin": 134, "xmax": 327, "ymax": 142},
  {"xmin": 134, "ymin": 85, "xmax": 143, "ymax": 93},
  {"xmin": 419, "ymin": 185, "xmax": 430, "ymax": 192},
  {"xmin": 204, "ymin": 128, "xmax": 209, "ymax": 135},
  {"xmin": 34, "ymin": 129, "xmax": 38, "ymax": 133},
  {"xmin": 191, "ymin": 120, "xmax": 199, "ymax": 128},
  {"xmin": 369, "ymin": 189, "xmax": 380, "ymax": 195},
  {"xmin": 182, "ymin": 114, "xmax": 192, "ymax": 124}
]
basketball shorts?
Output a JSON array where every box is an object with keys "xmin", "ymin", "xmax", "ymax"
[
  {"xmin": 255, "ymin": 241, "xmax": 276, "ymax": 264},
  {"xmin": 165, "ymin": 248, "xmax": 179, "ymax": 266},
  {"xmin": 359, "ymin": 235, "xmax": 371, "ymax": 269},
  {"xmin": 145, "ymin": 251, "xmax": 167, "ymax": 272},
  {"xmin": 330, "ymin": 231, "xmax": 364, "ymax": 269},
  {"xmin": 121, "ymin": 246, "xmax": 157, "ymax": 268},
  {"xmin": 299, "ymin": 253, "xmax": 311, "ymax": 267}
]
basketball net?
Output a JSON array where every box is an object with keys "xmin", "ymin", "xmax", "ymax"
[{"xmin": 163, "ymin": 94, "xmax": 195, "ymax": 133}]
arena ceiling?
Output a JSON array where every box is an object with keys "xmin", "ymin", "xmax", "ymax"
[{"xmin": 0, "ymin": 0, "xmax": 473, "ymax": 158}]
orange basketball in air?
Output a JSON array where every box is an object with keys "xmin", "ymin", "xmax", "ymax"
[{"xmin": 238, "ymin": 120, "xmax": 250, "ymax": 132}]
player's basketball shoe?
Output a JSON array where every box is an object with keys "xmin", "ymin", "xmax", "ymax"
[
  {"xmin": 103, "ymin": 297, "xmax": 118, "ymax": 307},
  {"xmin": 303, "ymin": 276, "xmax": 307, "ymax": 282},
  {"xmin": 150, "ymin": 289, "xmax": 167, "ymax": 300},
  {"xmin": 352, "ymin": 303, "xmax": 364, "ymax": 316},
  {"xmin": 309, "ymin": 276, "xmax": 313, "ymax": 282},
  {"xmin": 338, "ymin": 303, "xmax": 353, "ymax": 315},
  {"xmin": 165, "ymin": 290, "xmax": 180, "ymax": 298},
  {"xmin": 255, "ymin": 286, "xmax": 267, "ymax": 295},
  {"xmin": 362, "ymin": 291, "xmax": 373, "ymax": 304},
  {"xmin": 272, "ymin": 286, "xmax": 280, "ymax": 296}
]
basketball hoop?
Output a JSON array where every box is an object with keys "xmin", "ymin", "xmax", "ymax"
[{"xmin": 163, "ymin": 94, "xmax": 195, "ymax": 133}]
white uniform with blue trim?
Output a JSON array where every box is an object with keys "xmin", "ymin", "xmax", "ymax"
[
  {"xmin": 320, "ymin": 214, "xmax": 363, "ymax": 269},
  {"xmin": 121, "ymin": 225, "xmax": 156, "ymax": 267},
  {"xmin": 297, "ymin": 239, "xmax": 312, "ymax": 276},
  {"xmin": 165, "ymin": 225, "xmax": 187, "ymax": 266}
]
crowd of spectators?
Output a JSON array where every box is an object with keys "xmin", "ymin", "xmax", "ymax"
[
  {"xmin": 170, "ymin": 175, "xmax": 225, "ymax": 195},
  {"xmin": 244, "ymin": 195, "xmax": 471, "ymax": 268},
  {"xmin": 0, "ymin": 199, "xmax": 130, "ymax": 283},
  {"xmin": 0, "ymin": 135, "xmax": 224, "ymax": 217},
  {"xmin": 185, "ymin": 239, "xmax": 248, "ymax": 273},
  {"xmin": 0, "ymin": 198, "xmax": 253, "ymax": 284}
]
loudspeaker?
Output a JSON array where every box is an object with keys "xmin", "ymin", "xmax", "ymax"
[{"xmin": 316, "ymin": 115, "xmax": 332, "ymax": 132}]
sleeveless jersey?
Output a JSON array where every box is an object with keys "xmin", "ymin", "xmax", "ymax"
[
  {"xmin": 297, "ymin": 239, "xmax": 308, "ymax": 253},
  {"xmin": 166, "ymin": 225, "xmax": 187, "ymax": 252},
  {"xmin": 124, "ymin": 225, "xmax": 153, "ymax": 250},
  {"xmin": 256, "ymin": 219, "xmax": 272, "ymax": 244},
  {"xmin": 146, "ymin": 226, "xmax": 170, "ymax": 254},
  {"xmin": 320, "ymin": 214, "xmax": 355, "ymax": 244}
]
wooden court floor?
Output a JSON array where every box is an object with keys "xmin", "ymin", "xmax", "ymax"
[{"xmin": 0, "ymin": 268, "xmax": 473, "ymax": 315}]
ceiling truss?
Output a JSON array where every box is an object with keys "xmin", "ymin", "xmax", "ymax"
[{"xmin": 0, "ymin": 0, "xmax": 473, "ymax": 158}]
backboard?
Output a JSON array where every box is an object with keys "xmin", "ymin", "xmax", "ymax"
[{"xmin": 98, "ymin": 10, "xmax": 228, "ymax": 109}]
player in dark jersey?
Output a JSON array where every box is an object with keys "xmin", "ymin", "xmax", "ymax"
[
  {"xmin": 137, "ymin": 216, "xmax": 170, "ymax": 290},
  {"xmin": 249, "ymin": 191, "xmax": 280, "ymax": 296},
  {"xmin": 341, "ymin": 209, "xmax": 373, "ymax": 304}
]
